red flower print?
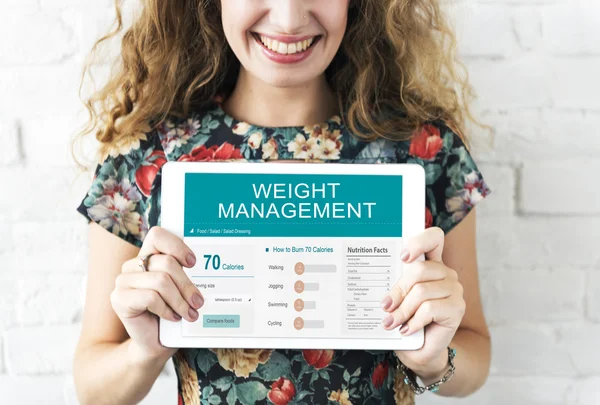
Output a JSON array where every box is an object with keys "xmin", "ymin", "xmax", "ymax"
[
  {"xmin": 267, "ymin": 377, "xmax": 296, "ymax": 405},
  {"xmin": 177, "ymin": 143, "xmax": 243, "ymax": 162},
  {"xmin": 371, "ymin": 361, "xmax": 389, "ymax": 389},
  {"xmin": 302, "ymin": 349, "xmax": 334, "ymax": 369},
  {"xmin": 425, "ymin": 207, "xmax": 433, "ymax": 228},
  {"xmin": 135, "ymin": 150, "xmax": 167, "ymax": 197},
  {"xmin": 214, "ymin": 142, "xmax": 243, "ymax": 160},
  {"xmin": 409, "ymin": 124, "xmax": 443, "ymax": 161}
]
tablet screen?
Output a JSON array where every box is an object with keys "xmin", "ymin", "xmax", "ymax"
[{"xmin": 161, "ymin": 162, "xmax": 424, "ymax": 350}]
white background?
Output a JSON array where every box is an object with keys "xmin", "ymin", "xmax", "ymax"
[{"xmin": 0, "ymin": 0, "xmax": 599, "ymax": 404}]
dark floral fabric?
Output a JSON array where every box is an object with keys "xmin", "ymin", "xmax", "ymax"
[{"xmin": 76, "ymin": 97, "xmax": 491, "ymax": 405}]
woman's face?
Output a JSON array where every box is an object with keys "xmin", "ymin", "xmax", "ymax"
[{"xmin": 220, "ymin": 0, "xmax": 350, "ymax": 88}]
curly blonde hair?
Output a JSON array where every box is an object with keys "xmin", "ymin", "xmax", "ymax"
[{"xmin": 71, "ymin": 0, "xmax": 488, "ymax": 168}]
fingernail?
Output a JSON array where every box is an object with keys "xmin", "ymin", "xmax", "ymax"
[
  {"xmin": 381, "ymin": 296, "xmax": 392, "ymax": 311},
  {"xmin": 400, "ymin": 324, "xmax": 409, "ymax": 334},
  {"xmin": 400, "ymin": 249, "xmax": 409, "ymax": 261},
  {"xmin": 173, "ymin": 313, "xmax": 181, "ymax": 321},
  {"xmin": 187, "ymin": 253, "xmax": 196, "ymax": 267},
  {"xmin": 382, "ymin": 315, "xmax": 393, "ymax": 328},
  {"xmin": 188, "ymin": 307, "xmax": 199, "ymax": 321},
  {"xmin": 192, "ymin": 293, "xmax": 204, "ymax": 308}
]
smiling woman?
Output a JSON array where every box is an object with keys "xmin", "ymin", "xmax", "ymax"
[{"xmin": 72, "ymin": 0, "xmax": 491, "ymax": 404}]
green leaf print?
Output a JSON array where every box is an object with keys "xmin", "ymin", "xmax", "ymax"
[
  {"xmin": 254, "ymin": 351, "xmax": 291, "ymax": 381},
  {"xmin": 213, "ymin": 376, "xmax": 234, "ymax": 392},
  {"xmin": 425, "ymin": 164, "xmax": 442, "ymax": 185},
  {"xmin": 98, "ymin": 158, "xmax": 115, "ymax": 177},
  {"xmin": 343, "ymin": 369, "xmax": 350, "ymax": 384},
  {"xmin": 202, "ymin": 386, "xmax": 214, "ymax": 398},
  {"xmin": 208, "ymin": 395, "xmax": 221, "ymax": 405},
  {"xmin": 446, "ymin": 161, "xmax": 463, "ymax": 188},
  {"xmin": 295, "ymin": 390, "xmax": 312, "ymax": 401},
  {"xmin": 196, "ymin": 351, "xmax": 218, "ymax": 375},
  {"xmin": 443, "ymin": 131, "xmax": 454, "ymax": 151},
  {"xmin": 226, "ymin": 387, "xmax": 237, "ymax": 405},
  {"xmin": 319, "ymin": 369, "xmax": 331, "ymax": 382},
  {"xmin": 235, "ymin": 381, "xmax": 268, "ymax": 405},
  {"xmin": 426, "ymin": 187, "xmax": 437, "ymax": 217},
  {"xmin": 117, "ymin": 161, "xmax": 129, "ymax": 181}
]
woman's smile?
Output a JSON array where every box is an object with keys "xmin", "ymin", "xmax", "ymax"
[{"xmin": 251, "ymin": 32, "xmax": 322, "ymax": 64}]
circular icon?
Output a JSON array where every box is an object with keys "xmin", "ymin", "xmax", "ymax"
[
  {"xmin": 294, "ymin": 262, "xmax": 305, "ymax": 275},
  {"xmin": 294, "ymin": 280, "xmax": 304, "ymax": 293},
  {"xmin": 294, "ymin": 299, "xmax": 304, "ymax": 312},
  {"xmin": 294, "ymin": 317, "xmax": 304, "ymax": 330}
]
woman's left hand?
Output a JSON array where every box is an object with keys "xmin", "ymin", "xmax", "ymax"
[{"xmin": 380, "ymin": 227, "xmax": 466, "ymax": 381}]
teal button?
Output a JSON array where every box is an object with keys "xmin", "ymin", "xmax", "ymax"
[{"xmin": 203, "ymin": 314, "xmax": 240, "ymax": 328}]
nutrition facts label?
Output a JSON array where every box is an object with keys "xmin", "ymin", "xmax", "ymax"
[{"xmin": 343, "ymin": 241, "xmax": 397, "ymax": 335}]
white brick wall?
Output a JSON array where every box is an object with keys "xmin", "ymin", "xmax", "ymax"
[{"xmin": 0, "ymin": 0, "xmax": 597, "ymax": 404}]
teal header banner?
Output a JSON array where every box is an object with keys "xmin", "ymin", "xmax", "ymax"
[{"xmin": 183, "ymin": 173, "xmax": 402, "ymax": 237}]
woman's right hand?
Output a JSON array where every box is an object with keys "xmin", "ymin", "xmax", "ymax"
[{"xmin": 110, "ymin": 226, "xmax": 204, "ymax": 363}]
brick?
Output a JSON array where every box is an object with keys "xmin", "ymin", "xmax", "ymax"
[
  {"xmin": 17, "ymin": 273, "xmax": 83, "ymax": 326},
  {"xmin": 465, "ymin": 55, "xmax": 551, "ymax": 111},
  {"xmin": 445, "ymin": 3, "xmax": 514, "ymax": 58},
  {"xmin": 0, "ymin": 167, "xmax": 92, "ymax": 222},
  {"xmin": 513, "ymin": 7, "xmax": 542, "ymax": 51},
  {"xmin": 40, "ymin": 0, "xmax": 114, "ymax": 8},
  {"xmin": 20, "ymin": 114, "xmax": 88, "ymax": 168},
  {"xmin": 67, "ymin": 6, "xmax": 122, "ymax": 64},
  {"xmin": 588, "ymin": 272, "xmax": 600, "ymax": 322},
  {"xmin": 520, "ymin": 159, "xmax": 600, "ymax": 215},
  {"xmin": 0, "ymin": 9, "xmax": 76, "ymax": 66},
  {"xmin": 0, "ymin": 65, "xmax": 85, "ymax": 118},
  {"xmin": 10, "ymin": 222, "xmax": 88, "ymax": 273},
  {"xmin": 476, "ymin": 164, "xmax": 515, "ymax": 214},
  {"xmin": 575, "ymin": 378, "xmax": 600, "ymax": 405},
  {"xmin": 477, "ymin": 216, "xmax": 600, "ymax": 270},
  {"xmin": 0, "ymin": 375, "xmax": 65, "ymax": 404},
  {"xmin": 557, "ymin": 324, "xmax": 600, "ymax": 376},
  {"xmin": 489, "ymin": 325, "xmax": 577, "ymax": 376},
  {"xmin": 0, "ymin": 119, "xmax": 21, "ymax": 166},
  {"xmin": 0, "ymin": 272, "xmax": 18, "ymax": 332},
  {"xmin": 543, "ymin": 2, "xmax": 600, "ymax": 55},
  {"xmin": 480, "ymin": 269, "xmax": 585, "ymax": 325},
  {"xmin": 418, "ymin": 376, "xmax": 573, "ymax": 405},
  {"xmin": 551, "ymin": 58, "xmax": 600, "ymax": 110},
  {"xmin": 5, "ymin": 325, "xmax": 80, "ymax": 375},
  {"xmin": 469, "ymin": 110, "xmax": 600, "ymax": 163}
]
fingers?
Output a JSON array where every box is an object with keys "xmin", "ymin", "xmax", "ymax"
[
  {"xmin": 138, "ymin": 226, "xmax": 197, "ymax": 268},
  {"xmin": 400, "ymin": 295, "xmax": 465, "ymax": 336},
  {"xmin": 381, "ymin": 279, "xmax": 458, "ymax": 331},
  {"xmin": 116, "ymin": 271, "xmax": 200, "ymax": 323},
  {"xmin": 124, "ymin": 253, "xmax": 205, "ymax": 312},
  {"xmin": 381, "ymin": 260, "xmax": 449, "ymax": 313},
  {"xmin": 401, "ymin": 226, "xmax": 445, "ymax": 263},
  {"xmin": 111, "ymin": 288, "xmax": 181, "ymax": 322}
]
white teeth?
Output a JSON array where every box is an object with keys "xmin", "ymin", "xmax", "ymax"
[
  {"xmin": 278, "ymin": 42, "xmax": 288, "ymax": 54},
  {"xmin": 257, "ymin": 34, "xmax": 317, "ymax": 55}
]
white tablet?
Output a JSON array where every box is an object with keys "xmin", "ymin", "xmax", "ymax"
[{"xmin": 160, "ymin": 161, "xmax": 425, "ymax": 350}]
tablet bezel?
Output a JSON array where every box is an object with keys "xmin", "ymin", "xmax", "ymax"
[{"xmin": 159, "ymin": 161, "xmax": 425, "ymax": 350}]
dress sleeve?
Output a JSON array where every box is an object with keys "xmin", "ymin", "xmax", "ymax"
[
  {"xmin": 408, "ymin": 120, "xmax": 492, "ymax": 234},
  {"xmin": 75, "ymin": 129, "xmax": 167, "ymax": 248}
]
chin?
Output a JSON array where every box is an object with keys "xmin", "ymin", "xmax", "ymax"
[{"xmin": 256, "ymin": 71, "xmax": 318, "ymax": 89}]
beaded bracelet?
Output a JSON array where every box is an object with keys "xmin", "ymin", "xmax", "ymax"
[{"xmin": 397, "ymin": 347, "xmax": 457, "ymax": 394}]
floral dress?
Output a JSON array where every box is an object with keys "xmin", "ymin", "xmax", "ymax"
[{"xmin": 76, "ymin": 97, "xmax": 491, "ymax": 405}]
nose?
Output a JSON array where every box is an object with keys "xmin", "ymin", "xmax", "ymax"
[{"xmin": 267, "ymin": 0, "xmax": 310, "ymax": 34}]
